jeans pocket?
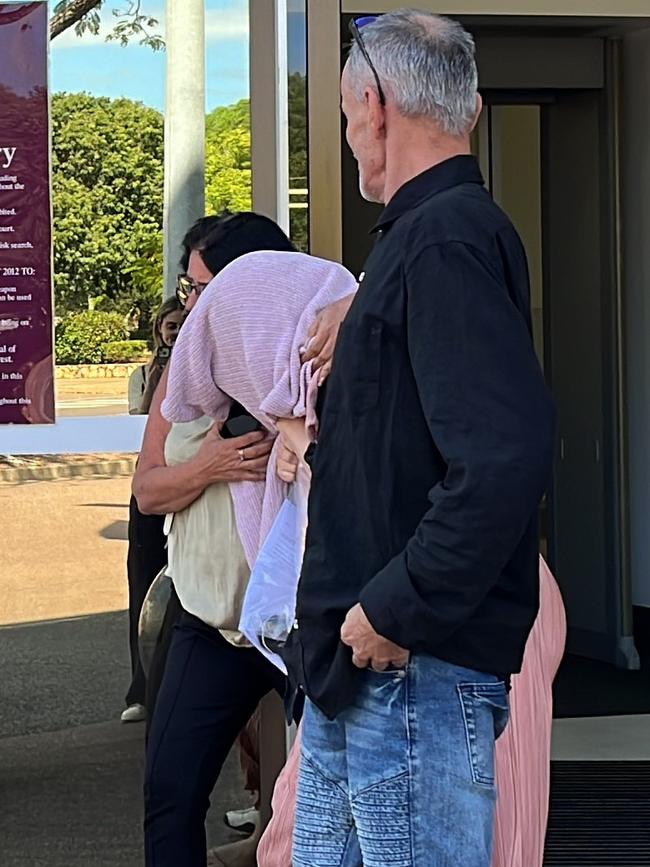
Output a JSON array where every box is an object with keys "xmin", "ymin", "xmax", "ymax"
[{"xmin": 457, "ymin": 682, "xmax": 509, "ymax": 787}]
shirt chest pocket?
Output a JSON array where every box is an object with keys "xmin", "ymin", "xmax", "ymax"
[{"xmin": 335, "ymin": 318, "xmax": 383, "ymax": 414}]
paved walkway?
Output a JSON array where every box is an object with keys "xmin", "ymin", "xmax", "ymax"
[
  {"xmin": 56, "ymin": 376, "xmax": 129, "ymax": 417},
  {"xmin": 0, "ymin": 475, "xmax": 248, "ymax": 866},
  {"xmin": 0, "ymin": 476, "xmax": 133, "ymax": 625},
  {"xmin": 0, "ymin": 612, "xmax": 247, "ymax": 867}
]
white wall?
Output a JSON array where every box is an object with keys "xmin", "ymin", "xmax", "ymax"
[
  {"xmin": 0, "ymin": 415, "xmax": 146, "ymax": 455},
  {"xmin": 623, "ymin": 29, "xmax": 650, "ymax": 607}
]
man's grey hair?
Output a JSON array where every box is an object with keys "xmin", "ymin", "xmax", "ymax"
[{"xmin": 347, "ymin": 10, "xmax": 478, "ymax": 137}]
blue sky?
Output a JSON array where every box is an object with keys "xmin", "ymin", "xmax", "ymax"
[{"xmin": 50, "ymin": 0, "xmax": 306, "ymax": 113}]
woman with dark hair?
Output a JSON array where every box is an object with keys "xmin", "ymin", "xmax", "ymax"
[
  {"xmin": 132, "ymin": 212, "xmax": 353, "ymax": 867},
  {"xmin": 178, "ymin": 212, "xmax": 296, "ymax": 279},
  {"xmin": 129, "ymin": 213, "xmax": 302, "ymax": 714}
]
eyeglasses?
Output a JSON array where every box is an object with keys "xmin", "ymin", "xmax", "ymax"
[
  {"xmin": 349, "ymin": 15, "xmax": 386, "ymax": 107},
  {"xmin": 175, "ymin": 274, "xmax": 208, "ymax": 306}
]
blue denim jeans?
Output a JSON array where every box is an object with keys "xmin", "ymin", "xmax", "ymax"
[{"xmin": 293, "ymin": 655, "xmax": 509, "ymax": 867}]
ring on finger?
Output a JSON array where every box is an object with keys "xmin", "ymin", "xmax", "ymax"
[{"xmin": 238, "ymin": 449, "xmax": 246, "ymax": 462}]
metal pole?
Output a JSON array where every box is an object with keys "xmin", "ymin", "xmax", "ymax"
[
  {"xmin": 274, "ymin": 0, "xmax": 290, "ymax": 235},
  {"xmin": 250, "ymin": 0, "xmax": 289, "ymax": 232},
  {"xmin": 163, "ymin": 0, "xmax": 206, "ymax": 298},
  {"xmin": 249, "ymin": 1, "xmax": 291, "ymax": 830}
]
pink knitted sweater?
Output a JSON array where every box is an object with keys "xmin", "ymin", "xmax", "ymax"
[{"xmin": 161, "ymin": 250, "xmax": 357, "ymax": 568}]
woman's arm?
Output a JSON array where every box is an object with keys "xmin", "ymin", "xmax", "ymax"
[
  {"xmin": 275, "ymin": 298, "xmax": 351, "ymax": 479},
  {"xmin": 277, "ymin": 418, "xmax": 312, "ymax": 476},
  {"xmin": 133, "ymin": 366, "xmax": 273, "ymax": 515},
  {"xmin": 300, "ymin": 293, "xmax": 355, "ymax": 381}
]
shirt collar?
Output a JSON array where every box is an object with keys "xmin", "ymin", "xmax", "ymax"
[{"xmin": 371, "ymin": 155, "xmax": 485, "ymax": 233}]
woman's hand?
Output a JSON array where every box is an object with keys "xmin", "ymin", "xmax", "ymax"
[
  {"xmin": 196, "ymin": 423, "xmax": 273, "ymax": 484},
  {"xmin": 276, "ymin": 419, "xmax": 312, "ymax": 481},
  {"xmin": 301, "ymin": 294, "xmax": 355, "ymax": 383},
  {"xmin": 133, "ymin": 366, "xmax": 274, "ymax": 515},
  {"xmin": 277, "ymin": 441, "xmax": 299, "ymax": 484}
]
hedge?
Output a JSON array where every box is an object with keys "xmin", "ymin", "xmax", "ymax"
[
  {"xmin": 55, "ymin": 310, "xmax": 129, "ymax": 365},
  {"xmin": 103, "ymin": 340, "xmax": 150, "ymax": 363}
]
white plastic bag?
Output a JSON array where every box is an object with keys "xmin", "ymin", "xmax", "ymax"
[{"xmin": 239, "ymin": 485, "xmax": 306, "ymax": 673}]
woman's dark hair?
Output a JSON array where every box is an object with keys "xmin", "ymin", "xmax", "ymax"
[{"xmin": 180, "ymin": 212, "xmax": 297, "ymax": 279}]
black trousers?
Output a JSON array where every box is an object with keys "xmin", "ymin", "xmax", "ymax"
[
  {"xmin": 125, "ymin": 495, "xmax": 167, "ymax": 707},
  {"xmin": 144, "ymin": 612, "xmax": 288, "ymax": 867}
]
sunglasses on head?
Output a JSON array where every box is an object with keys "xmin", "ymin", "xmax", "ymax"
[{"xmin": 349, "ymin": 15, "xmax": 386, "ymax": 107}]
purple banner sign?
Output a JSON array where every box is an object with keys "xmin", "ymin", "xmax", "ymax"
[{"xmin": 0, "ymin": 2, "xmax": 54, "ymax": 424}]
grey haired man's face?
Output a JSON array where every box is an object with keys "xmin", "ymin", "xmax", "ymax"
[{"xmin": 341, "ymin": 64, "xmax": 387, "ymax": 205}]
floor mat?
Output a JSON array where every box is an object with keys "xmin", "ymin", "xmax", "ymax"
[{"xmin": 544, "ymin": 761, "xmax": 650, "ymax": 865}]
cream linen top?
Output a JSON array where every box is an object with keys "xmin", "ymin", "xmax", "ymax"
[{"xmin": 163, "ymin": 416, "xmax": 251, "ymax": 646}]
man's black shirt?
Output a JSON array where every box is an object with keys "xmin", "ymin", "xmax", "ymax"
[{"xmin": 284, "ymin": 155, "xmax": 556, "ymax": 720}]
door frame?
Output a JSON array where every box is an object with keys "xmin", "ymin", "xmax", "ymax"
[{"xmin": 306, "ymin": 16, "xmax": 606, "ymax": 259}]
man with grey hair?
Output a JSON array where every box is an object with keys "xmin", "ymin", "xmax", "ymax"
[{"xmin": 284, "ymin": 10, "xmax": 555, "ymax": 865}]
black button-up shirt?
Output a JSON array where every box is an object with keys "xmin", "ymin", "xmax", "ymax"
[{"xmin": 284, "ymin": 155, "xmax": 556, "ymax": 720}]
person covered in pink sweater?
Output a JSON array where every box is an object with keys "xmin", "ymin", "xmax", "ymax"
[{"xmin": 160, "ymin": 250, "xmax": 356, "ymax": 867}]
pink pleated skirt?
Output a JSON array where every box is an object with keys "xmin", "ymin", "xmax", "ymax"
[
  {"xmin": 492, "ymin": 556, "xmax": 567, "ymax": 867},
  {"xmin": 257, "ymin": 557, "xmax": 567, "ymax": 867}
]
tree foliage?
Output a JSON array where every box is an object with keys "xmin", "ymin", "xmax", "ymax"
[
  {"xmin": 103, "ymin": 339, "xmax": 149, "ymax": 362},
  {"xmin": 50, "ymin": 0, "xmax": 102, "ymax": 39},
  {"xmin": 52, "ymin": 92, "xmax": 164, "ymax": 320},
  {"xmin": 206, "ymin": 99, "xmax": 251, "ymax": 141},
  {"xmin": 203, "ymin": 81, "xmax": 309, "ymax": 251},
  {"xmin": 55, "ymin": 310, "xmax": 129, "ymax": 364},
  {"xmin": 288, "ymin": 73, "xmax": 308, "ymax": 252},
  {"xmin": 51, "ymin": 0, "xmax": 163, "ymax": 50},
  {"xmin": 51, "ymin": 86, "xmax": 310, "ymax": 324},
  {"xmin": 205, "ymin": 100, "xmax": 252, "ymax": 215}
]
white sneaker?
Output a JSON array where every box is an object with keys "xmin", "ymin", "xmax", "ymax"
[
  {"xmin": 224, "ymin": 806, "xmax": 259, "ymax": 835},
  {"xmin": 120, "ymin": 703, "xmax": 147, "ymax": 723}
]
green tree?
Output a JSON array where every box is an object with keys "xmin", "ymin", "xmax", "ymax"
[
  {"xmin": 203, "ymin": 89, "xmax": 310, "ymax": 252},
  {"xmin": 205, "ymin": 101, "xmax": 252, "ymax": 214},
  {"xmin": 206, "ymin": 99, "xmax": 251, "ymax": 140},
  {"xmin": 52, "ymin": 92, "xmax": 164, "ymax": 319},
  {"xmin": 51, "ymin": 89, "xmax": 307, "ymax": 332}
]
